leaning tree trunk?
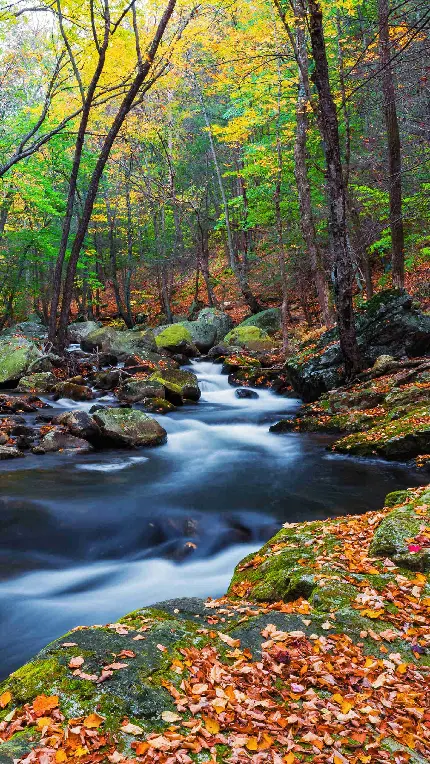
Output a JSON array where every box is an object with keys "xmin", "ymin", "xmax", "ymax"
[
  {"xmin": 306, "ymin": 0, "xmax": 362, "ymax": 378},
  {"xmin": 378, "ymin": 0, "xmax": 404, "ymax": 289}
]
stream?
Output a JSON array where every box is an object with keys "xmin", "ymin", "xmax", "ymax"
[{"xmin": 0, "ymin": 359, "xmax": 425, "ymax": 678}]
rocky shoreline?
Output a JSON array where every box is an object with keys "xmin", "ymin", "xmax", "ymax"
[{"xmin": 0, "ymin": 484, "xmax": 429, "ymax": 763}]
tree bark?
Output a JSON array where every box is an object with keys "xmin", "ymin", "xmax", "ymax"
[
  {"xmin": 305, "ymin": 0, "xmax": 362, "ymax": 378},
  {"xmin": 378, "ymin": 0, "xmax": 405, "ymax": 288},
  {"xmin": 293, "ymin": 13, "xmax": 332, "ymax": 327}
]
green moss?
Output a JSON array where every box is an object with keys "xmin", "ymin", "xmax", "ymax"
[
  {"xmin": 155, "ymin": 325, "xmax": 192, "ymax": 348},
  {"xmin": 224, "ymin": 325, "xmax": 271, "ymax": 349}
]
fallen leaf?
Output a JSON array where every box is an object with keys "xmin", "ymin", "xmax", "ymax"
[
  {"xmin": 120, "ymin": 722, "xmax": 144, "ymax": 735},
  {"xmin": 0, "ymin": 691, "xmax": 11, "ymax": 708},
  {"xmin": 84, "ymin": 712, "xmax": 104, "ymax": 728}
]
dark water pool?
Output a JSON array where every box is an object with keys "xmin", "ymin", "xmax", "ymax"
[{"xmin": 0, "ymin": 361, "xmax": 425, "ymax": 677}]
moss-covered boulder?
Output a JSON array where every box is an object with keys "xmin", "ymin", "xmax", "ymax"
[
  {"xmin": 93, "ymin": 407, "xmax": 167, "ymax": 447},
  {"xmin": 17, "ymin": 372, "xmax": 57, "ymax": 393},
  {"xmin": 224, "ymin": 325, "xmax": 273, "ymax": 351},
  {"xmin": 0, "ymin": 338, "xmax": 42, "ymax": 385},
  {"xmin": 150, "ymin": 369, "xmax": 201, "ymax": 404},
  {"xmin": 81, "ymin": 327, "xmax": 156, "ymax": 359},
  {"xmin": 119, "ymin": 378, "xmax": 166, "ymax": 404},
  {"xmin": 369, "ymin": 501, "xmax": 430, "ymax": 570},
  {"xmin": 240, "ymin": 307, "xmax": 281, "ymax": 335},
  {"xmin": 154, "ymin": 324, "xmax": 193, "ymax": 352}
]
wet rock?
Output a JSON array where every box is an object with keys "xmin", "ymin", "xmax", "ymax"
[
  {"xmin": 67, "ymin": 320, "xmax": 100, "ymax": 344},
  {"xmin": 0, "ymin": 337, "xmax": 42, "ymax": 385},
  {"xmin": 97, "ymin": 352, "xmax": 118, "ymax": 367},
  {"xmin": 17, "ymin": 372, "xmax": 57, "ymax": 393},
  {"xmin": 150, "ymin": 369, "xmax": 201, "ymax": 404},
  {"xmin": 93, "ymin": 407, "xmax": 167, "ymax": 447},
  {"xmin": 92, "ymin": 369, "xmax": 122, "ymax": 391},
  {"xmin": 33, "ymin": 428, "xmax": 93, "ymax": 454},
  {"xmin": 139, "ymin": 397, "xmax": 176, "ymax": 414},
  {"xmin": 240, "ymin": 307, "xmax": 281, "ymax": 335},
  {"xmin": 0, "ymin": 445, "xmax": 24, "ymax": 459},
  {"xmin": 119, "ymin": 377, "xmax": 165, "ymax": 403},
  {"xmin": 55, "ymin": 411, "xmax": 101, "ymax": 441},
  {"xmin": 53, "ymin": 381, "xmax": 94, "ymax": 401},
  {"xmin": 269, "ymin": 419, "xmax": 295, "ymax": 432},
  {"xmin": 0, "ymin": 394, "xmax": 45, "ymax": 413},
  {"xmin": 207, "ymin": 343, "xmax": 231, "ymax": 360},
  {"xmin": 235, "ymin": 388, "xmax": 259, "ymax": 399},
  {"xmin": 224, "ymin": 325, "xmax": 273, "ymax": 352}
]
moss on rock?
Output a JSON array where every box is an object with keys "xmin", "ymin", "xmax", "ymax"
[{"xmin": 155, "ymin": 325, "xmax": 192, "ymax": 350}]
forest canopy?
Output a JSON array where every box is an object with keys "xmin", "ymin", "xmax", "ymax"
[{"xmin": 0, "ymin": 0, "xmax": 429, "ymax": 369}]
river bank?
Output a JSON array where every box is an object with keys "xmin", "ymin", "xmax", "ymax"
[{"xmin": 0, "ymin": 483, "xmax": 429, "ymax": 763}]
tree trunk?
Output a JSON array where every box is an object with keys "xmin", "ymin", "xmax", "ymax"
[
  {"xmin": 306, "ymin": 0, "xmax": 362, "ymax": 378},
  {"xmin": 378, "ymin": 0, "xmax": 405, "ymax": 288},
  {"xmin": 293, "ymin": 13, "xmax": 332, "ymax": 328},
  {"xmin": 50, "ymin": 0, "xmax": 177, "ymax": 349}
]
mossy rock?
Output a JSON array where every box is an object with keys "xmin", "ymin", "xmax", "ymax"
[
  {"xmin": 119, "ymin": 378, "xmax": 165, "ymax": 404},
  {"xmin": 0, "ymin": 338, "xmax": 41, "ymax": 385},
  {"xmin": 17, "ymin": 372, "xmax": 56, "ymax": 393},
  {"xmin": 150, "ymin": 369, "xmax": 201, "ymax": 404},
  {"xmin": 155, "ymin": 325, "xmax": 192, "ymax": 350},
  {"xmin": 93, "ymin": 407, "xmax": 167, "ymax": 447},
  {"xmin": 370, "ymin": 505, "xmax": 430, "ymax": 570},
  {"xmin": 224, "ymin": 325, "xmax": 272, "ymax": 351},
  {"xmin": 240, "ymin": 308, "xmax": 281, "ymax": 335}
]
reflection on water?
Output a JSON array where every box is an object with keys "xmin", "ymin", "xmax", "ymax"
[{"xmin": 0, "ymin": 360, "xmax": 425, "ymax": 677}]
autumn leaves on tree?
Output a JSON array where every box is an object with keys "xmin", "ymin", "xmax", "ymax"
[{"xmin": 0, "ymin": 0, "xmax": 428, "ymax": 375}]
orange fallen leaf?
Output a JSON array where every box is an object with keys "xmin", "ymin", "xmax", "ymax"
[
  {"xmin": 33, "ymin": 695, "xmax": 59, "ymax": 715},
  {"xmin": 0, "ymin": 691, "xmax": 11, "ymax": 708},
  {"xmin": 83, "ymin": 712, "xmax": 104, "ymax": 728}
]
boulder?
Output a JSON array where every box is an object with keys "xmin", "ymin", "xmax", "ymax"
[
  {"xmin": 224, "ymin": 325, "xmax": 273, "ymax": 351},
  {"xmin": 139, "ymin": 397, "xmax": 176, "ymax": 414},
  {"xmin": 235, "ymin": 388, "xmax": 259, "ymax": 399},
  {"xmin": 92, "ymin": 369, "xmax": 122, "ymax": 391},
  {"xmin": 53, "ymin": 382, "xmax": 94, "ymax": 401},
  {"xmin": 0, "ymin": 338, "xmax": 42, "ymax": 386},
  {"xmin": 240, "ymin": 307, "xmax": 281, "ymax": 335},
  {"xmin": 81, "ymin": 327, "xmax": 156, "ymax": 358},
  {"xmin": 150, "ymin": 369, "xmax": 201, "ymax": 404},
  {"xmin": 196, "ymin": 308, "xmax": 234, "ymax": 342},
  {"xmin": 179, "ymin": 320, "xmax": 216, "ymax": 352},
  {"xmin": 1, "ymin": 318, "xmax": 47, "ymax": 341},
  {"xmin": 93, "ymin": 407, "xmax": 167, "ymax": 447},
  {"xmin": 287, "ymin": 290, "xmax": 430, "ymax": 402},
  {"xmin": 155, "ymin": 324, "xmax": 193, "ymax": 352},
  {"xmin": 33, "ymin": 428, "xmax": 93, "ymax": 454},
  {"xmin": 67, "ymin": 321, "xmax": 100, "ymax": 344},
  {"xmin": 369, "ymin": 505, "xmax": 430, "ymax": 571},
  {"xmin": 0, "ymin": 445, "xmax": 24, "ymax": 459},
  {"xmin": 17, "ymin": 372, "xmax": 57, "ymax": 393},
  {"xmin": 55, "ymin": 411, "xmax": 101, "ymax": 442},
  {"xmin": 119, "ymin": 377, "xmax": 166, "ymax": 404}
]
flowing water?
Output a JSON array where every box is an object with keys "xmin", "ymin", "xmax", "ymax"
[{"xmin": 0, "ymin": 360, "xmax": 425, "ymax": 677}]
